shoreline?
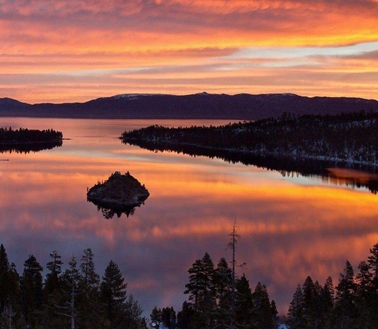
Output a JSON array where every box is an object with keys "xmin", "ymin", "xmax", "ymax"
[{"xmin": 123, "ymin": 138, "xmax": 378, "ymax": 170}]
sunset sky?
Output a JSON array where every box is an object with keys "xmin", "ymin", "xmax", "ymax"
[{"xmin": 1, "ymin": 0, "xmax": 378, "ymax": 103}]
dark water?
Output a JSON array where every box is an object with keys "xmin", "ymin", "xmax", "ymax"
[{"xmin": 1, "ymin": 117, "xmax": 378, "ymax": 316}]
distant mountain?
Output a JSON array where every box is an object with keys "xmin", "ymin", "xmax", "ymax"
[{"xmin": 1, "ymin": 93, "xmax": 378, "ymax": 120}]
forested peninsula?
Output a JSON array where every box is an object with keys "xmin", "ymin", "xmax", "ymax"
[
  {"xmin": 121, "ymin": 111, "xmax": 378, "ymax": 170},
  {"xmin": 0, "ymin": 127, "xmax": 63, "ymax": 153}
]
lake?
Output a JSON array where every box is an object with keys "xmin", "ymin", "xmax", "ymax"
[{"xmin": 1, "ymin": 117, "xmax": 378, "ymax": 317}]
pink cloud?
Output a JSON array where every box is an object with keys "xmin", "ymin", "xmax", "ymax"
[{"xmin": 1, "ymin": 0, "xmax": 378, "ymax": 102}]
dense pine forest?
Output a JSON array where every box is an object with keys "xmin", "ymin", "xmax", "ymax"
[
  {"xmin": 121, "ymin": 111, "xmax": 378, "ymax": 168},
  {"xmin": 286, "ymin": 243, "xmax": 378, "ymax": 329},
  {"xmin": 150, "ymin": 243, "xmax": 378, "ymax": 329},
  {"xmin": 1, "ymin": 242, "xmax": 378, "ymax": 328},
  {"xmin": 0, "ymin": 245, "xmax": 145, "ymax": 329},
  {"xmin": 0, "ymin": 127, "xmax": 63, "ymax": 153}
]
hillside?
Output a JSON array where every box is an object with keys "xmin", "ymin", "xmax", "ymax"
[{"xmin": 1, "ymin": 93, "xmax": 378, "ymax": 120}]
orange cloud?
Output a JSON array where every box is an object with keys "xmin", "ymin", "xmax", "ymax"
[{"xmin": 1, "ymin": 0, "xmax": 378, "ymax": 102}]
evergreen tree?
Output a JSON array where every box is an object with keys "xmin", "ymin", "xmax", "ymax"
[
  {"xmin": 177, "ymin": 301, "xmax": 195, "ymax": 329},
  {"xmin": 213, "ymin": 257, "xmax": 232, "ymax": 327},
  {"xmin": 150, "ymin": 306, "xmax": 162, "ymax": 328},
  {"xmin": 184, "ymin": 252, "xmax": 216, "ymax": 328},
  {"xmin": 161, "ymin": 306, "xmax": 176, "ymax": 329},
  {"xmin": 270, "ymin": 300, "xmax": 278, "ymax": 327},
  {"xmin": 79, "ymin": 248, "xmax": 99, "ymax": 295},
  {"xmin": 54, "ymin": 255, "xmax": 82, "ymax": 329},
  {"xmin": 368, "ymin": 243, "xmax": 378, "ymax": 285},
  {"xmin": 38, "ymin": 250, "xmax": 65, "ymax": 329},
  {"xmin": 0, "ymin": 244, "xmax": 11, "ymax": 311},
  {"xmin": 77, "ymin": 248, "xmax": 101, "ymax": 328},
  {"xmin": 21, "ymin": 254, "xmax": 43, "ymax": 328},
  {"xmin": 123, "ymin": 294, "xmax": 144, "ymax": 329},
  {"xmin": 44, "ymin": 250, "xmax": 63, "ymax": 298},
  {"xmin": 184, "ymin": 259, "xmax": 203, "ymax": 311},
  {"xmin": 252, "ymin": 282, "xmax": 275, "ymax": 329},
  {"xmin": 354, "ymin": 261, "xmax": 374, "ymax": 328},
  {"xmin": 367, "ymin": 243, "xmax": 378, "ymax": 320},
  {"xmin": 100, "ymin": 260, "xmax": 128, "ymax": 328},
  {"xmin": 321, "ymin": 276, "xmax": 335, "ymax": 328},
  {"xmin": 334, "ymin": 260, "xmax": 358, "ymax": 328},
  {"xmin": 301, "ymin": 276, "xmax": 322, "ymax": 328},
  {"xmin": 234, "ymin": 274, "xmax": 254, "ymax": 328},
  {"xmin": 0, "ymin": 244, "xmax": 20, "ymax": 329},
  {"xmin": 287, "ymin": 284, "xmax": 305, "ymax": 329},
  {"xmin": 201, "ymin": 252, "xmax": 216, "ymax": 327}
]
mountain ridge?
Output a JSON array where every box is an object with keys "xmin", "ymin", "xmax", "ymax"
[{"xmin": 1, "ymin": 93, "xmax": 377, "ymax": 120}]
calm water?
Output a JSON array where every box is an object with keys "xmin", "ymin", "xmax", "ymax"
[{"xmin": 1, "ymin": 117, "xmax": 378, "ymax": 316}]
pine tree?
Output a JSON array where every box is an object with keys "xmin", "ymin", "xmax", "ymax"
[
  {"xmin": 287, "ymin": 284, "xmax": 305, "ymax": 329},
  {"xmin": 161, "ymin": 306, "xmax": 176, "ymax": 329},
  {"xmin": 77, "ymin": 248, "xmax": 101, "ymax": 328},
  {"xmin": 270, "ymin": 300, "xmax": 278, "ymax": 327},
  {"xmin": 321, "ymin": 276, "xmax": 335, "ymax": 328},
  {"xmin": 79, "ymin": 248, "xmax": 99, "ymax": 295},
  {"xmin": 0, "ymin": 244, "xmax": 11, "ymax": 311},
  {"xmin": 252, "ymin": 282, "xmax": 275, "ymax": 329},
  {"xmin": 213, "ymin": 257, "xmax": 232, "ymax": 327},
  {"xmin": 184, "ymin": 252, "xmax": 216, "ymax": 328},
  {"xmin": 365, "ymin": 243, "xmax": 378, "ymax": 327},
  {"xmin": 54, "ymin": 255, "xmax": 82, "ymax": 329},
  {"xmin": 368, "ymin": 243, "xmax": 378, "ymax": 285},
  {"xmin": 38, "ymin": 250, "xmax": 65, "ymax": 329},
  {"xmin": 301, "ymin": 276, "xmax": 322, "ymax": 328},
  {"xmin": 44, "ymin": 250, "xmax": 63, "ymax": 298},
  {"xmin": 177, "ymin": 301, "xmax": 195, "ymax": 329},
  {"xmin": 334, "ymin": 260, "xmax": 358, "ymax": 328},
  {"xmin": 21, "ymin": 254, "xmax": 43, "ymax": 328},
  {"xmin": 100, "ymin": 260, "xmax": 128, "ymax": 328},
  {"xmin": 355, "ymin": 260, "xmax": 374, "ymax": 328},
  {"xmin": 234, "ymin": 274, "xmax": 254, "ymax": 328},
  {"xmin": 150, "ymin": 306, "xmax": 162, "ymax": 327},
  {"xmin": 0, "ymin": 244, "xmax": 20, "ymax": 329},
  {"xmin": 201, "ymin": 252, "xmax": 216, "ymax": 327},
  {"xmin": 184, "ymin": 259, "xmax": 203, "ymax": 310}
]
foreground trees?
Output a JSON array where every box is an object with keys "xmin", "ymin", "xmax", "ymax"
[
  {"xmin": 288, "ymin": 243, "xmax": 378, "ymax": 329},
  {"xmin": 179, "ymin": 252, "xmax": 277, "ymax": 329},
  {"xmin": 0, "ymin": 244, "xmax": 144, "ymax": 329}
]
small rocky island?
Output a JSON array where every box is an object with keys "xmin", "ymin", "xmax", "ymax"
[{"xmin": 87, "ymin": 171, "xmax": 150, "ymax": 219}]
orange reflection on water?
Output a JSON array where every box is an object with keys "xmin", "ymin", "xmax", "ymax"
[
  {"xmin": 3, "ymin": 151, "xmax": 378, "ymax": 242},
  {"xmin": 2, "ymin": 119, "xmax": 378, "ymax": 316},
  {"xmin": 326, "ymin": 167, "xmax": 378, "ymax": 186}
]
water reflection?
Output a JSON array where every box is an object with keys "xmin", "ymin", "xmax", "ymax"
[
  {"xmin": 1, "ymin": 118, "xmax": 378, "ymax": 317},
  {"xmin": 0, "ymin": 140, "xmax": 62, "ymax": 153},
  {"xmin": 91, "ymin": 202, "xmax": 145, "ymax": 219},
  {"xmin": 324, "ymin": 168, "xmax": 378, "ymax": 193},
  {"xmin": 123, "ymin": 138, "xmax": 378, "ymax": 194}
]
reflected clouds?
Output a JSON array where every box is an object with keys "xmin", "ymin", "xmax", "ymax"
[{"xmin": 1, "ymin": 118, "xmax": 378, "ymax": 315}]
